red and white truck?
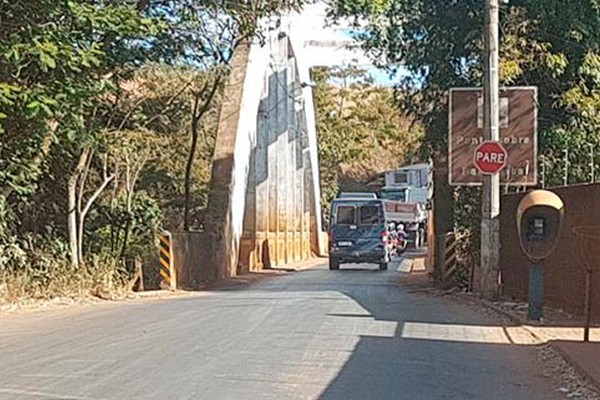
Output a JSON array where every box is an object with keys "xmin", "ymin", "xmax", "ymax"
[{"xmin": 379, "ymin": 163, "xmax": 432, "ymax": 249}]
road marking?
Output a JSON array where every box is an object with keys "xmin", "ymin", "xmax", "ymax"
[
  {"xmin": 0, "ymin": 387, "xmax": 108, "ymax": 400},
  {"xmin": 400, "ymin": 322, "xmax": 544, "ymax": 345},
  {"xmin": 397, "ymin": 258, "xmax": 413, "ymax": 272}
]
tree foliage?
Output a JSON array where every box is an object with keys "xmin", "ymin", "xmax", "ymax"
[
  {"xmin": 0, "ymin": 0, "xmax": 309, "ymax": 300},
  {"xmin": 313, "ymin": 66, "xmax": 423, "ymax": 223},
  {"xmin": 330, "ymin": 0, "xmax": 600, "ymax": 184},
  {"xmin": 329, "ymin": 0, "xmax": 600, "ymax": 287}
]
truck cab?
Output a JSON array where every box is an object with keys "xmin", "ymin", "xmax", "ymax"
[{"xmin": 379, "ymin": 187, "xmax": 407, "ymax": 201}]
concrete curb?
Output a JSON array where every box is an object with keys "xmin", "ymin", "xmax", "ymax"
[
  {"xmin": 551, "ymin": 341, "xmax": 600, "ymax": 391},
  {"xmin": 132, "ymin": 290, "xmax": 185, "ymax": 298}
]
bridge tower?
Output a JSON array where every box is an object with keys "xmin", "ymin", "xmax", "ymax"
[{"xmin": 205, "ymin": 21, "xmax": 326, "ymax": 279}]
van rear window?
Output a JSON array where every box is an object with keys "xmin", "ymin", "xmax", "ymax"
[
  {"xmin": 359, "ymin": 205, "xmax": 381, "ymax": 225},
  {"xmin": 336, "ymin": 206, "xmax": 356, "ymax": 225}
]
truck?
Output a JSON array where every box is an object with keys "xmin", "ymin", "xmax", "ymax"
[{"xmin": 378, "ymin": 163, "xmax": 432, "ymax": 249}]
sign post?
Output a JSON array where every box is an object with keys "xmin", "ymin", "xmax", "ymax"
[
  {"xmin": 449, "ymin": 86, "xmax": 537, "ymax": 297},
  {"xmin": 481, "ymin": 0, "xmax": 501, "ymax": 299},
  {"xmin": 528, "ymin": 263, "xmax": 544, "ymax": 320}
]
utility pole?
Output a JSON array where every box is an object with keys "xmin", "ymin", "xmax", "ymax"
[{"xmin": 480, "ymin": 0, "xmax": 500, "ymax": 299}]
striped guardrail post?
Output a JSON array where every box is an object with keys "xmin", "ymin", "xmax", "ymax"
[
  {"xmin": 158, "ymin": 231, "xmax": 176, "ymax": 290},
  {"xmin": 444, "ymin": 231, "xmax": 457, "ymax": 281}
]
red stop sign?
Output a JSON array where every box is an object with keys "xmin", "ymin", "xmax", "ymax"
[{"xmin": 474, "ymin": 141, "xmax": 508, "ymax": 174}]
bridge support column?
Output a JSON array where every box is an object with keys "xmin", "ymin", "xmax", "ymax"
[{"xmin": 206, "ymin": 28, "xmax": 325, "ymax": 281}]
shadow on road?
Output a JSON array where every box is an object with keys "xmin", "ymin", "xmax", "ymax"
[{"xmin": 203, "ymin": 253, "xmax": 567, "ymax": 400}]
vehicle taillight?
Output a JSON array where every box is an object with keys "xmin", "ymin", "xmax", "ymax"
[{"xmin": 329, "ymin": 231, "xmax": 334, "ymax": 245}]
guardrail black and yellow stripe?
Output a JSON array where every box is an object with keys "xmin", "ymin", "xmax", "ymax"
[
  {"xmin": 444, "ymin": 232, "xmax": 458, "ymax": 279},
  {"xmin": 158, "ymin": 231, "xmax": 175, "ymax": 289}
]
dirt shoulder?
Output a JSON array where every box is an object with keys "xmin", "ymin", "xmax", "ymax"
[{"xmin": 0, "ymin": 257, "xmax": 327, "ymax": 316}]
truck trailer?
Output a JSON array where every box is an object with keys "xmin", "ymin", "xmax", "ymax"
[{"xmin": 379, "ymin": 163, "xmax": 432, "ymax": 249}]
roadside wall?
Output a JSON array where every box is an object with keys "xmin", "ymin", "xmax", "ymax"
[
  {"xmin": 171, "ymin": 232, "xmax": 214, "ymax": 289},
  {"xmin": 500, "ymin": 183, "xmax": 600, "ymax": 320}
]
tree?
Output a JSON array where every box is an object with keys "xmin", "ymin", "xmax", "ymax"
[
  {"xmin": 1, "ymin": 0, "xmax": 314, "ymax": 298},
  {"xmin": 312, "ymin": 66, "xmax": 423, "ymax": 222},
  {"xmin": 145, "ymin": 0, "xmax": 310, "ymax": 231},
  {"xmin": 0, "ymin": 1, "xmax": 167, "ymax": 267},
  {"xmin": 328, "ymin": 0, "xmax": 600, "ymax": 287}
]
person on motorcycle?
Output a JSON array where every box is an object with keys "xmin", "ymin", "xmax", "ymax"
[
  {"xmin": 396, "ymin": 223, "xmax": 407, "ymax": 253},
  {"xmin": 387, "ymin": 222, "xmax": 399, "ymax": 256}
]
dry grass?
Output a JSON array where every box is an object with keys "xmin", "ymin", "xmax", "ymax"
[{"xmin": 0, "ymin": 257, "xmax": 132, "ymax": 311}]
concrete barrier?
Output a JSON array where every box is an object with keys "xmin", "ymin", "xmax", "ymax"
[{"xmin": 171, "ymin": 231, "xmax": 215, "ymax": 289}]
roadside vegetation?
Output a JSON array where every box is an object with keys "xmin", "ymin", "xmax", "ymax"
[
  {"xmin": 329, "ymin": 0, "xmax": 600, "ymax": 288},
  {"xmin": 313, "ymin": 66, "xmax": 424, "ymax": 223},
  {"xmin": 0, "ymin": 1, "xmax": 306, "ymax": 306},
  {"xmin": 6, "ymin": 0, "xmax": 598, "ymax": 304}
]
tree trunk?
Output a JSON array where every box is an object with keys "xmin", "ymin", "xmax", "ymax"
[
  {"xmin": 67, "ymin": 175, "xmax": 79, "ymax": 268},
  {"xmin": 183, "ymin": 76, "xmax": 222, "ymax": 231},
  {"xmin": 78, "ymin": 172, "xmax": 115, "ymax": 264},
  {"xmin": 77, "ymin": 150, "xmax": 94, "ymax": 264},
  {"xmin": 183, "ymin": 93, "xmax": 201, "ymax": 231},
  {"xmin": 68, "ymin": 148, "xmax": 90, "ymax": 268},
  {"xmin": 119, "ymin": 151, "xmax": 147, "ymax": 260},
  {"xmin": 77, "ymin": 208, "xmax": 85, "ymax": 265},
  {"xmin": 120, "ymin": 214, "xmax": 133, "ymax": 260}
]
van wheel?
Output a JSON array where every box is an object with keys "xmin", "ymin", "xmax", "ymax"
[
  {"xmin": 329, "ymin": 257, "xmax": 340, "ymax": 270},
  {"xmin": 379, "ymin": 262, "xmax": 388, "ymax": 271}
]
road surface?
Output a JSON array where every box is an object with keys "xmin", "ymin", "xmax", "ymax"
[{"xmin": 0, "ymin": 259, "xmax": 565, "ymax": 400}]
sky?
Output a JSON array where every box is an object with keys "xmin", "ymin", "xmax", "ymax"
[{"xmin": 288, "ymin": 2, "xmax": 400, "ymax": 87}]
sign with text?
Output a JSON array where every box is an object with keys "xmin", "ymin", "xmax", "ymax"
[{"xmin": 449, "ymin": 87, "xmax": 538, "ymax": 186}]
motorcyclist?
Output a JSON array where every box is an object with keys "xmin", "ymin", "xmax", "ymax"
[
  {"xmin": 396, "ymin": 223, "xmax": 407, "ymax": 253},
  {"xmin": 387, "ymin": 222, "xmax": 398, "ymax": 256}
]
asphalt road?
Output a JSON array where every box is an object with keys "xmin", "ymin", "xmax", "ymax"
[{"xmin": 0, "ymin": 258, "xmax": 565, "ymax": 400}]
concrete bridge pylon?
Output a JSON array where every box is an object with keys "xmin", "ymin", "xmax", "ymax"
[{"xmin": 205, "ymin": 21, "xmax": 326, "ymax": 280}]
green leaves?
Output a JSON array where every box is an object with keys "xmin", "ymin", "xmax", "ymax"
[
  {"xmin": 580, "ymin": 52, "xmax": 600, "ymax": 84},
  {"xmin": 328, "ymin": 0, "xmax": 600, "ymax": 267},
  {"xmin": 545, "ymin": 53, "xmax": 569, "ymax": 78},
  {"xmin": 330, "ymin": 0, "xmax": 600, "ymax": 185},
  {"xmin": 36, "ymin": 40, "xmax": 58, "ymax": 68},
  {"xmin": 314, "ymin": 66, "xmax": 422, "ymax": 221}
]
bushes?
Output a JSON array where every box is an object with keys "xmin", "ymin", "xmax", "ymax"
[
  {"xmin": 0, "ymin": 235, "xmax": 131, "ymax": 306},
  {"xmin": 0, "ymin": 191, "xmax": 157, "ymax": 306}
]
